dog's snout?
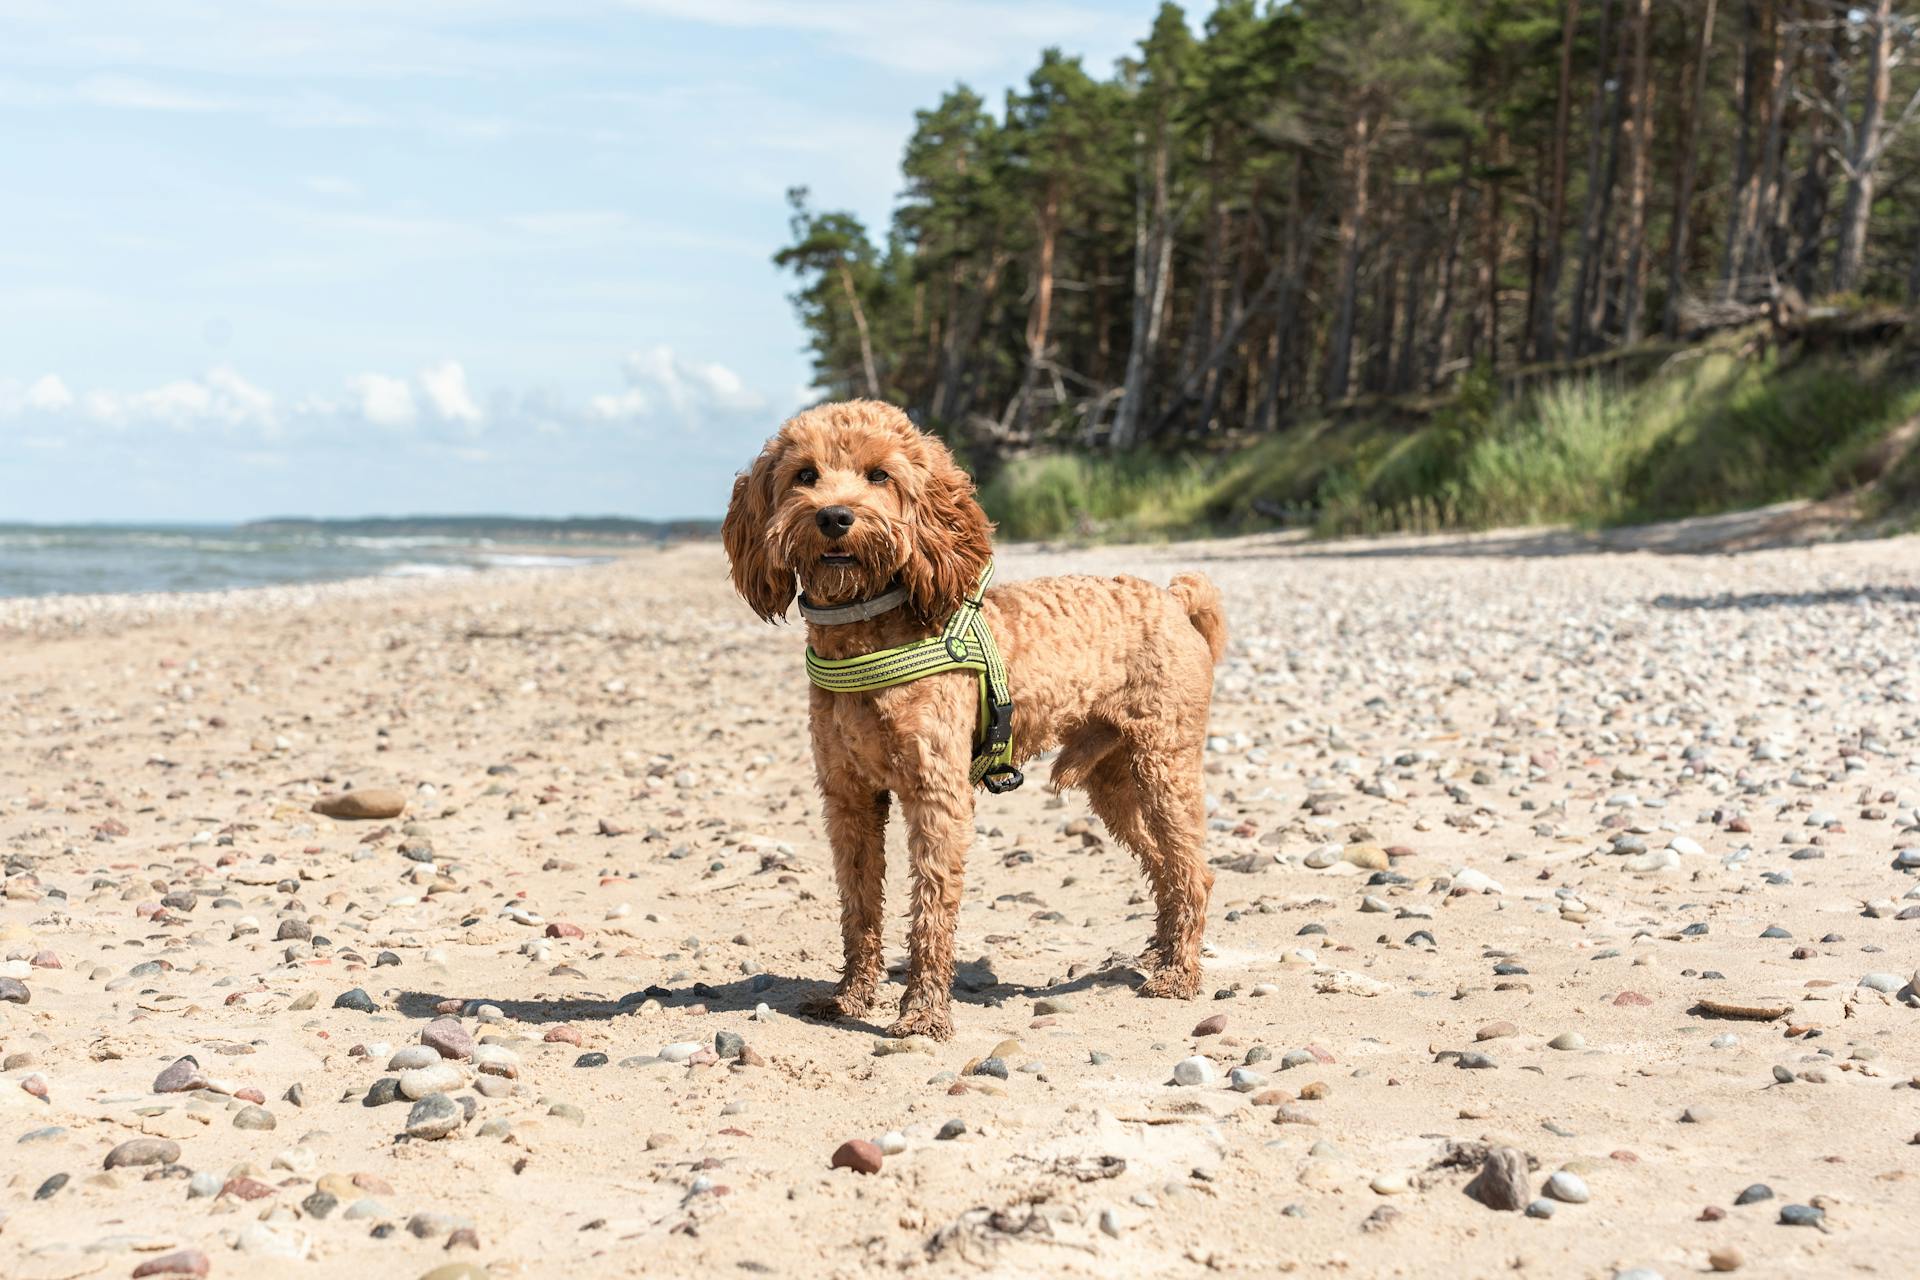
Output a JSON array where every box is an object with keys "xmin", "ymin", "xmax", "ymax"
[{"xmin": 815, "ymin": 505, "xmax": 856, "ymax": 539}]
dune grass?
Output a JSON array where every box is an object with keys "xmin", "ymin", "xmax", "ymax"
[{"xmin": 977, "ymin": 348, "xmax": 1920, "ymax": 541}]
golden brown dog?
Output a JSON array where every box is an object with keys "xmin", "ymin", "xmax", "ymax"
[{"xmin": 722, "ymin": 400, "xmax": 1225, "ymax": 1040}]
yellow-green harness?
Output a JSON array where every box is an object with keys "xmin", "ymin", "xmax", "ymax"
[{"xmin": 803, "ymin": 561, "xmax": 1023, "ymax": 793}]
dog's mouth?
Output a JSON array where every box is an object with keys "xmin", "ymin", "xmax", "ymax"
[{"xmin": 818, "ymin": 550, "xmax": 859, "ymax": 567}]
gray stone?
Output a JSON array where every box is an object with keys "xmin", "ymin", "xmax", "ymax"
[
  {"xmin": 405, "ymin": 1092, "xmax": 462, "ymax": 1140},
  {"xmin": 1466, "ymin": 1147, "xmax": 1531, "ymax": 1211}
]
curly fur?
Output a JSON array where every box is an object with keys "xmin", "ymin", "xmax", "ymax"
[{"xmin": 722, "ymin": 399, "xmax": 1225, "ymax": 1040}]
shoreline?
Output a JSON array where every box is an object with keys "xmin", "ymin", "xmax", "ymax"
[{"xmin": 0, "ymin": 545, "xmax": 646, "ymax": 639}]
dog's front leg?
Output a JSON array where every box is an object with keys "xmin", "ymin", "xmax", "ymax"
[
  {"xmin": 802, "ymin": 780, "xmax": 890, "ymax": 1021},
  {"xmin": 886, "ymin": 763, "xmax": 973, "ymax": 1041}
]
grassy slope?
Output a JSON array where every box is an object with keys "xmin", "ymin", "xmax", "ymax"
[{"xmin": 977, "ymin": 343, "xmax": 1920, "ymax": 542}]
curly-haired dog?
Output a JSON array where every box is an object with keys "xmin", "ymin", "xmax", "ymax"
[{"xmin": 722, "ymin": 400, "xmax": 1225, "ymax": 1040}]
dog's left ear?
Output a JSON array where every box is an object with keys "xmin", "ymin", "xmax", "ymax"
[
  {"xmin": 900, "ymin": 431, "xmax": 994, "ymax": 623},
  {"xmin": 722, "ymin": 440, "xmax": 796, "ymax": 622}
]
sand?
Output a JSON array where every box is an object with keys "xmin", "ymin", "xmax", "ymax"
[{"xmin": 2, "ymin": 528, "xmax": 1918, "ymax": 1280}]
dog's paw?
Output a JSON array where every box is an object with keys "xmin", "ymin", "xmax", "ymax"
[
  {"xmin": 1138, "ymin": 964, "xmax": 1203, "ymax": 1000},
  {"xmin": 884, "ymin": 1004, "xmax": 953, "ymax": 1042},
  {"xmin": 800, "ymin": 990, "xmax": 873, "ymax": 1022}
]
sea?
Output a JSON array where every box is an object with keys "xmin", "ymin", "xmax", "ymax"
[{"xmin": 0, "ymin": 525, "xmax": 616, "ymax": 600}]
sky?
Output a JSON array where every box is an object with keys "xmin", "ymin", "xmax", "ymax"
[{"xmin": 0, "ymin": 0, "xmax": 1167, "ymax": 524}]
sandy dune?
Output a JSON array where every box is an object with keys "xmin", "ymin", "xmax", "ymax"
[{"xmin": 2, "ymin": 530, "xmax": 1918, "ymax": 1280}]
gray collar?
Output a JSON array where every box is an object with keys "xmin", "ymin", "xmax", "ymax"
[{"xmin": 797, "ymin": 582, "xmax": 911, "ymax": 625}]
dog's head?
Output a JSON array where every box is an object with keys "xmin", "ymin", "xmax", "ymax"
[{"xmin": 721, "ymin": 399, "xmax": 993, "ymax": 624}]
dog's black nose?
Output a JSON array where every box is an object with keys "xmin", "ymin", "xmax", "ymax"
[{"xmin": 815, "ymin": 505, "xmax": 856, "ymax": 539}]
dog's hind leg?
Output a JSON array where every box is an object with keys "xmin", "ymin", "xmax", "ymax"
[
  {"xmin": 1128, "ymin": 740, "xmax": 1213, "ymax": 998},
  {"xmin": 1080, "ymin": 736, "xmax": 1211, "ymax": 999},
  {"xmin": 801, "ymin": 783, "xmax": 889, "ymax": 1021}
]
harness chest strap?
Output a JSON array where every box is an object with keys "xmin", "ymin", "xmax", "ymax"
[{"xmin": 803, "ymin": 561, "xmax": 1021, "ymax": 792}]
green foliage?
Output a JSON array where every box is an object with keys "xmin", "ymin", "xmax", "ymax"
[{"xmin": 978, "ymin": 350, "xmax": 1920, "ymax": 540}]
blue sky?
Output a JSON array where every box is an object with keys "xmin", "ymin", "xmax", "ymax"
[{"xmin": 0, "ymin": 0, "xmax": 1166, "ymax": 523}]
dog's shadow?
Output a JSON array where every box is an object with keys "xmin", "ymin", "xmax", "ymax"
[{"xmin": 389, "ymin": 956, "xmax": 1146, "ymax": 1035}]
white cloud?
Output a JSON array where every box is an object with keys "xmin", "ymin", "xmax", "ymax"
[
  {"xmin": 25, "ymin": 374, "xmax": 74, "ymax": 412},
  {"xmin": 58, "ymin": 366, "xmax": 278, "ymax": 432},
  {"xmin": 419, "ymin": 359, "xmax": 482, "ymax": 425},
  {"xmin": 587, "ymin": 388, "xmax": 650, "ymax": 421},
  {"xmin": 612, "ymin": 344, "xmax": 764, "ymax": 416},
  {"xmin": 347, "ymin": 372, "xmax": 416, "ymax": 427},
  {"xmin": 74, "ymin": 73, "xmax": 237, "ymax": 113}
]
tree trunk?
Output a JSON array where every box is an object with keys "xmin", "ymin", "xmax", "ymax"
[
  {"xmin": 1007, "ymin": 185, "xmax": 1060, "ymax": 430},
  {"xmin": 1531, "ymin": 0, "xmax": 1582, "ymax": 361},
  {"xmin": 1833, "ymin": 0, "xmax": 1894, "ymax": 293},
  {"xmin": 1325, "ymin": 107, "xmax": 1372, "ymax": 401},
  {"xmin": 1475, "ymin": 123, "xmax": 1514, "ymax": 366},
  {"xmin": 1615, "ymin": 0, "xmax": 1655, "ymax": 344},
  {"xmin": 1664, "ymin": 0, "xmax": 1719, "ymax": 337},
  {"xmin": 1787, "ymin": 11, "xmax": 1843, "ymax": 295},
  {"xmin": 1112, "ymin": 117, "xmax": 1174, "ymax": 449},
  {"xmin": 1427, "ymin": 151, "xmax": 1471, "ymax": 383},
  {"xmin": 837, "ymin": 262, "xmax": 880, "ymax": 398},
  {"xmin": 1571, "ymin": 0, "xmax": 1621, "ymax": 355}
]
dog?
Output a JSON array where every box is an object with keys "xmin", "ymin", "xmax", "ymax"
[{"xmin": 722, "ymin": 399, "xmax": 1225, "ymax": 1040}]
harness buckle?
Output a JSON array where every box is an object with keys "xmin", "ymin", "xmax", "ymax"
[
  {"xmin": 984, "ymin": 697, "xmax": 1013, "ymax": 748},
  {"xmin": 981, "ymin": 764, "xmax": 1024, "ymax": 794}
]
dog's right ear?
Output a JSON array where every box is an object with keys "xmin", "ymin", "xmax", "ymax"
[{"xmin": 721, "ymin": 441, "xmax": 795, "ymax": 622}]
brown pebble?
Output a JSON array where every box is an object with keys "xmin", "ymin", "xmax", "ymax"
[
  {"xmin": 544, "ymin": 1025, "xmax": 583, "ymax": 1046},
  {"xmin": 1298, "ymin": 1081, "xmax": 1329, "ymax": 1100},
  {"xmin": 220, "ymin": 1177, "xmax": 275, "ymax": 1201},
  {"xmin": 1613, "ymin": 991, "xmax": 1652, "ymax": 1007},
  {"xmin": 545, "ymin": 921, "xmax": 584, "ymax": 938},
  {"xmin": 1475, "ymin": 1020, "xmax": 1517, "ymax": 1041},
  {"xmin": 1251, "ymin": 1089, "xmax": 1293, "ymax": 1105},
  {"xmin": 1708, "ymin": 1245, "xmax": 1743, "ymax": 1272},
  {"xmin": 312, "ymin": 787, "xmax": 406, "ymax": 820},
  {"xmin": 1192, "ymin": 1014, "xmax": 1228, "ymax": 1036},
  {"xmin": 132, "ymin": 1248, "xmax": 211, "ymax": 1278},
  {"xmin": 1699, "ymin": 1205, "xmax": 1726, "ymax": 1221},
  {"xmin": 830, "ymin": 1139, "xmax": 883, "ymax": 1174}
]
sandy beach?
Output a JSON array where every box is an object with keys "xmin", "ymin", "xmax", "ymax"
[{"xmin": 2, "ymin": 529, "xmax": 1918, "ymax": 1280}]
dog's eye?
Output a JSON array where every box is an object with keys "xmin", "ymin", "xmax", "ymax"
[
  {"xmin": 867, "ymin": 468, "xmax": 889, "ymax": 484},
  {"xmin": 795, "ymin": 467, "xmax": 818, "ymax": 487}
]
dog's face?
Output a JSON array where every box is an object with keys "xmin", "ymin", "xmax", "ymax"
[{"xmin": 722, "ymin": 399, "xmax": 992, "ymax": 624}]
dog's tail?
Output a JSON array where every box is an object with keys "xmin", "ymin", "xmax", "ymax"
[{"xmin": 1169, "ymin": 572, "xmax": 1228, "ymax": 665}]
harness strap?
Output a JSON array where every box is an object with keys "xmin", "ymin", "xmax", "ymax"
[{"xmin": 804, "ymin": 561, "xmax": 1021, "ymax": 791}]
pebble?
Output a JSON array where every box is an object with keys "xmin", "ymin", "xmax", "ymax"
[
  {"xmin": 104, "ymin": 1138, "xmax": 179, "ymax": 1169},
  {"xmin": 152, "ymin": 1056, "xmax": 207, "ymax": 1094},
  {"xmin": 1466, "ymin": 1147, "xmax": 1531, "ymax": 1211},
  {"xmin": 830, "ymin": 1139, "xmax": 882, "ymax": 1173},
  {"xmin": 132, "ymin": 1249, "xmax": 211, "ymax": 1277},
  {"xmin": 421, "ymin": 1018, "xmax": 476, "ymax": 1060},
  {"xmin": 1543, "ymin": 1170, "xmax": 1589, "ymax": 1203},
  {"xmin": 1172, "ymin": 1056, "xmax": 1215, "ymax": 1087},
  {"xmin": 405, "ymin": 1093, "xmax": 463, "ymax": 1140},
  {"xmin": 400, "ymin": 1065, "xmax": 464, "ymax": 1099}
]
